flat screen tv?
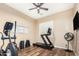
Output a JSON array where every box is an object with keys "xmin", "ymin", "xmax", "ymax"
[{"xmin": 73, "ymin": 11, "xmax": 79, "ymax": 30}]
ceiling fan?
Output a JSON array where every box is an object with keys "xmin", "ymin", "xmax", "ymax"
[{"xmin": 29, "ymin": 3, "xmax": 48, "ymax": 14}]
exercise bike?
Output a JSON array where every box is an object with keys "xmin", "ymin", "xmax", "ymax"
[{"xmin": 0, "ymin": 21, "xmax": 18, "ymax": 56}]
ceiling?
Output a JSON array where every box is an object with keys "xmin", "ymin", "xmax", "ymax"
[{"xmin": 6, "ymin": 3, "xmax": 75, "ymax": 19}]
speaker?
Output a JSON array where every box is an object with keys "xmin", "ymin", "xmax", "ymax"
[{"xmin": 73, "ymin": 11, "xmax": 79, "ymax": 30}]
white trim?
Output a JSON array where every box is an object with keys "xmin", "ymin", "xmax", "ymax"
[
  {"xmin": 55, "ymin": 45, "xmax": 66, "ymax": 49},
  {"xmin": 54, "ymin": 45, "xmax": 73, "ymax": 50}
]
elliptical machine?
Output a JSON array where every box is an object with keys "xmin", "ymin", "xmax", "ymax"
[{"xmin": 0, "ymin": 21, "xmax": 18, "ymax": 56}]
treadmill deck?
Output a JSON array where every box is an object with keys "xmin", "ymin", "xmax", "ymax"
[{"xmin": 33, "ymin": 42, "xmax": 54, "ymax": 50}]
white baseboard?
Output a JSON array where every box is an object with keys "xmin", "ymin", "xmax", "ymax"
[
  {"xmin": 54, "ymin": 45, "xmax": 73, "ymax": 50},
  {"xmin": 55, "ymin": 45, "xmax": 66, "ymax": 49}
]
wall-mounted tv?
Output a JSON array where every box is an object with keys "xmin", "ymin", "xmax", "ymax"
[{"xmin": 73, "ymin": 11, "xmax": 79, "ymax": 30}]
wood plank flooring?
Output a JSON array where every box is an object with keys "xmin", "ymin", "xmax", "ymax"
[{"xmin": 18, "ymin": 46, "xmax": 75, "ymax": 56}]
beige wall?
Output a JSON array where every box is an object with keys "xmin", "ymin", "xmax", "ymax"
[
  {"xmin": 0, "ymin": 4, "xmax": 36, "ymax": 49},
  {"xmin": 36, "ymin": 8, "xmax": 75, "ymax": 49},
  {"xmin": 71, "ymin": 4, "xmax": 79, "ymax": 55}
]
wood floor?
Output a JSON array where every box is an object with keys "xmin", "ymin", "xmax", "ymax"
[{"xmin": 18, "ymin": 46, "xmax": 75, "ymax": 56}]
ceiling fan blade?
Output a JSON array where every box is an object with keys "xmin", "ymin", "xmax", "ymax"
[
  {"xmin": 33, "ymin": 3, "xmax": 38, "ymax": 7},
  {"xmin": 33, "ymin": 3, "xmax": 44, "ymax": 7},
  {"xmin": 37, "ymin": 9, "xmax": 40, "ymax": 13},
  {"xmin": 39, "ymin": 3, "xmax": 44, "ymax": 7},
  {"xmin": 29, "ymin": 7, "xmax": 37, "ymax": 10},
  {"xmin": 40, "ymin": 7, "xmax": 48, "ymax": 11}
]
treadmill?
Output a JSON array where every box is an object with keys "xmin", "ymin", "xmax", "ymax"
[{"xmin": 33, "ymin": 28, "xmax": 54, "ymax": 50}]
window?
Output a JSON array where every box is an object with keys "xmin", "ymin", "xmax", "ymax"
[{"xmin": 39, "ymin": 21, "xmax": 54, "ymax": 34}]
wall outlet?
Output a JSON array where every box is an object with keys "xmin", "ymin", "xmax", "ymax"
[{"xmin": 65, "ymin": 44, "xmax": 68, "ymax": 48}]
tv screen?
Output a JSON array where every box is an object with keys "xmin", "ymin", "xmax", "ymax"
[{"xmin": 73, "ymin": 11, "xmax": 79, "ymax": 30}]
